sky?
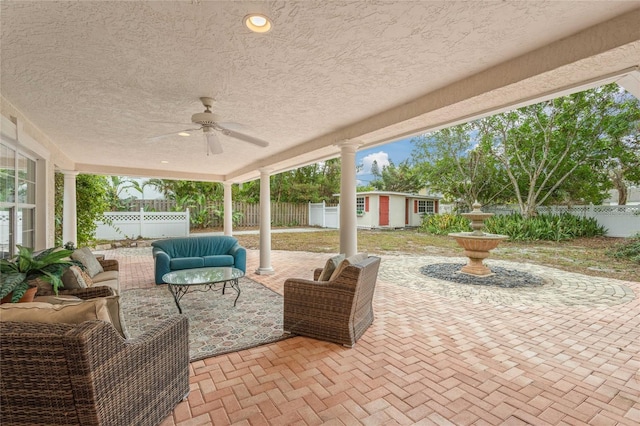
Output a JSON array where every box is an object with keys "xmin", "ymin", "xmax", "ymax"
[{"xmin": 355, "ymin": 137, "xmax": 414, "ymax": 187}]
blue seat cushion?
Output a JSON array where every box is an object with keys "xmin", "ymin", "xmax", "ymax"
[
  {"xmin": 170, "ymin": 257, "xmax": 205, "ymax": 270},
  {"xmin": 203, "ymin": 255, "xmax": 234, "ymax": 267}
]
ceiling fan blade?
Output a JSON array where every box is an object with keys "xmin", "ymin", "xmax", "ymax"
[
  {"xmin": 149, "ymin": 128, "xmax": 201, "ymax": 141},
  {"xmin": 205, "ymin": 131, "xmax": 223, "ymax": 155},
  {"xmin": 218, "ymin": 128, "xmax": 269, "ymax": 147}
]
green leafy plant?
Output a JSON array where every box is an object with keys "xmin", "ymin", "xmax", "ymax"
[
  {"xmin": 483, "ymin": 212, "xmax": 605, "ymax": 241},
  {"xmin": 0, "ymin": 246, "xmax": 73, "ymax": 302},
  {"xmin": 419, "ymin": 213, "xmax": 472, "ymax": 235}
]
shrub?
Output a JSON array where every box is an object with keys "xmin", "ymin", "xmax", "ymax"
[
  {"xmin": 606, "ymin": 234, "xmax": 640, "ymax": 264},
  {"xmin": 420, "ymin": 211, "xmax": 606, "ymax": 241},
  {"xmin": 484, "ymin": 212, "xmax": 605, "ymax": 241},
  {"xmin": 419, "ymin": 213, "xmax": 471, "ymax": 235}
]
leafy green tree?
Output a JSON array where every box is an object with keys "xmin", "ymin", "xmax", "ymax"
[
  {"xmin": 411, "ymin": 124, "xmax": 509, "ymax": 209},
  {"xmin": 144, "ymin": 179, "xmax": 223, "ymax": 228},
  {"xmin": 478, "ymin": 83, "xmax": 640, "ymax": 217},
  {"xmin": 602, "ymin": 99, "xmax": 640, "ymax": 205},
  {"xmin": 144, "ymin": 179, "xmax": 223, "ymax": 202},
  {"xmin": 105, "ymin": 176, "xmax": 135, "ymax": 211},
  {"xmin": 369, "ymin": 159, "xmax": 423, "ymax": 193},
  {"xmin": 55, "ymin": 173, "xmax": 110, "ymax": 246},
  {"xmin": 236, "ymin": 159, "xmax": 341, "ymax": 204}
]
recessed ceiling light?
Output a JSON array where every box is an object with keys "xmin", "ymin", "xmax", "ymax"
[
  {"xmin": 178, "ymin": 132, "xmax": 190, "ymax": 137},
  {"xmin": 244, "ymin": 14, "xmax": 272, "ymax": 33},
  {"xmin": 161, "ymin": 160, "xmax": 169, "ymax": 164}
]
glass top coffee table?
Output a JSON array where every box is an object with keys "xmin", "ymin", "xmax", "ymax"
[{"xmin": 162, "ymin": 267, "xmax": 245, "ymax": 314}]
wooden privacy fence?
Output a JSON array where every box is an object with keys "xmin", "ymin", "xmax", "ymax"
[{"xmin": 197, "ymin": 201, "xmax": 309, "ymax": 227}]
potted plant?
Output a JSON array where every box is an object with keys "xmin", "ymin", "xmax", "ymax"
[{"xmin": 0, "ymin": 245, "xmax": 74, "ymax": 303}]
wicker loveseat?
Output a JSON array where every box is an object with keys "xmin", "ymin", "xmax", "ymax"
[
  {"xmin": 283, "ymin": 255, "xmax": 381, "ymax": 347},
  {"xmin": 0, "ymin": 287, "xmax": 189, "ymax": 426}
]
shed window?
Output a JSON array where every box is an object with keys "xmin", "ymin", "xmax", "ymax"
[
  {"xmin": 417, "ymin": 200, "xmax": 435, "ymax": 214},
  {"xmin": 356, "ymin": 197, "xmax": 365, "ymax": 213}
]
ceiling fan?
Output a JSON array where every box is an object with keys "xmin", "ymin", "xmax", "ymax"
[{"xmin": 152, "ymin": 97, "xmax": 269, "ymax": 155}]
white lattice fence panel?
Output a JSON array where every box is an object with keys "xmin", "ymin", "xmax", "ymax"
[{"xmin": 94, "ymin": 210, "xmax": 189, "ymax": 240}]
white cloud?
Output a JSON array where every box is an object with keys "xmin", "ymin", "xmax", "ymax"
[{"xmin": 358, "ymin": 151, "xmax": 390, "ymax": 175}]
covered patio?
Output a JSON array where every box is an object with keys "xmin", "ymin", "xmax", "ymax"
[
  {"xmin": 2, "ymin": 2, "xmax": 640, "ymax": 424},
  {"xmin": 103, "ymin": 246, "xmax": 640, "ymax": 425},
  {"xmin": 2, "ymin": 1, "xmax": 639, "ymax": 265}
]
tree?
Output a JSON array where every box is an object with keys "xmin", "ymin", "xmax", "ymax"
[
  {"xmin": 411, "ymin": 124, "xmax": 509, "ymax": 209},
  {"xmin": 142, "ymin": 179, "xmax": 224, "ymax": 228},
  {"xmin": 236, "ymin": 159, "xmax": 342, "ymax": 204},
  {"xmin": 601, "ymin": 95, "xmax": 640, "ymax": 205},
  {"xmin": 370, "ymin": 160, "xmax": 380, "ymax": 178},
  {"xmin": 105, "ymin": 176, "xmax": 135, "ymax": 211},
  {"xmin": 478, "ymin": 83, "xmax": 640, "ymax": 217},
  {"xmin": 369, "ymin": 159, "xmax": 423, "ymax": 193},
  {"xmin": 55, "ymin": 173, "xmax": 110, "ymax": 246}
]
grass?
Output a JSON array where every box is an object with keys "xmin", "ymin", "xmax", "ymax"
[{"xmin": 231, "ymin": 228, "xmax": 639, "ymax": 283}]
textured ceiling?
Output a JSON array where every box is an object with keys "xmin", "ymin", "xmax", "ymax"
[{"xmin": 1, "ymin": 1, "xmax": 639, "ymax": 183}]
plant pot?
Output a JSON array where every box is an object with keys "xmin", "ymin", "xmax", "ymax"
[{"xmin": 1, "ymin": 286, "xmax": 38, "ymax": 304}]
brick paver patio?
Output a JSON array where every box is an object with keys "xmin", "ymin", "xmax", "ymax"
[{"xmin": 103, "ymin": 247, "xmax": 640, "ymax": 425}]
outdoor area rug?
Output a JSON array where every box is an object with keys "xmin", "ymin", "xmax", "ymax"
[{"xmin": 121, "ymin": 278, "xmax": 290, "ymax": 361}]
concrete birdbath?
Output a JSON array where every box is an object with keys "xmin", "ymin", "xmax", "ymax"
[{"xmin": 449, "ymin": 201, "xmax": 508, "ymax": 276}]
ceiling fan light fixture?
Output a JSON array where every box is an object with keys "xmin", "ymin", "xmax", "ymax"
[
  {"xmin": 178, "ymin": 132, "xmax": 190, "ymax": 137},
  {"xmin": 244, "ymin": 14, "xmax": 271, "ymax": 33}
]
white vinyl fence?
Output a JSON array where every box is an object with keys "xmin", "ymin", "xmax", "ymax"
[
  {"xmin": 489, "ymin": 205, "xmax": 640, "ymax": 238},
  {"xmin": 309, "ymin": 202, "xmax": 340, "ymax": 229},
  {"xmin": 94, "ymin": 209, "xmax": 190, "ymax": 240}
]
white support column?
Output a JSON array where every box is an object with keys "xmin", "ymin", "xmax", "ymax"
[
  {"xmin": 256, "ymin": 168, "xmax": 274, "ymax": 275},
  {"xmin": 337, "ymin": 140, "xmax": 362, "ymax": 257},
  {"xmin": 223, "ymin": 182, "xmax": 233, "ymax": 236},
  {"xmin": 62, "ymin": 170, "xmax": 78, "ymax": 247}
]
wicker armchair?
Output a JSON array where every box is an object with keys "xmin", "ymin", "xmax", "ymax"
[
  {"xmin": 1, "ymin": 313, "xmax": 189, "ymax": 425},
  {"xmin": 283, "ymin": 255, "xmax": 381, "ymax": 347}
]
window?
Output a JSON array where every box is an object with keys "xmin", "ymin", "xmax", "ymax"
[
  {"xmin": 356, "ymin": 196, "xmax": 365, "ymax": 214},
  {"xmin": 0, "ymin": 143, "xmax": 36, "ymax": 258},
  {"xmin": 417, "ymin": 200, "xmax": 435, "ymax": 214}
]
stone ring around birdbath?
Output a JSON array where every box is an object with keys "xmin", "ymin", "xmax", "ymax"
[{"xmin": 448, "ymin": 201, "xmax": 508, "ymax": 277}]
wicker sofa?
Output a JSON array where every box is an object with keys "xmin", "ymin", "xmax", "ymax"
[
  {"xmin": 0, "ymin": 286, "xmax": 189, "ymax": 426},
  {"xmin": 283, "ymin": 255, "xmax": 381, "ymax": 347}
]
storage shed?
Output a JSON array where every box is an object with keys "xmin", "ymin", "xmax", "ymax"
[{"xmin": 350, "ymin": 191, "xmax": 441, "ymax": 229}]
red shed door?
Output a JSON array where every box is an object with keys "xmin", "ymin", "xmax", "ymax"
[
  {"xmin": 379, "ymin": 196, "xmax": 390, "ymax": 226},
  {"xmin": 405, "ymin": 199, "xmax": 409, "ymax": 225}
]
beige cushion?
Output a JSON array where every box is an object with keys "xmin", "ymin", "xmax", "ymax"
[
  {"xmin": 62, "ymin": 265, "xmax": 92, "ymax": 289},
  {"xmin": 0, "ymin": 299, "xmax": 111, "ymax": 324},
  {"xmin": 101, "ymin": 295, "xmax": 129, "ymax": 338},
  {"xmin": 33, "ymin": 295, "xmax": 82, "ymax": 304},
  {"xmin": 91, "ymin": 270, "xmax": 118, "ymax": 284},
  {"xmin": 329, "ymin": 252, "xmax": 368, "ymax": 281},
  {"xmin": 71, "ymin": 247, "xmax": 104, "ymax": 278},
  {"xmin": 0, "ymin": 296, "xmax": 128, "ymax": 338},
  {"xmin": 318, "ymin": 254, "xmax": 345, "ymax": 281}
]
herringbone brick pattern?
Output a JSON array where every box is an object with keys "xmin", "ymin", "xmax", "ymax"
[{"xmin": 107, "ymin": 248, "xmax": 640, "ymax": 425}]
